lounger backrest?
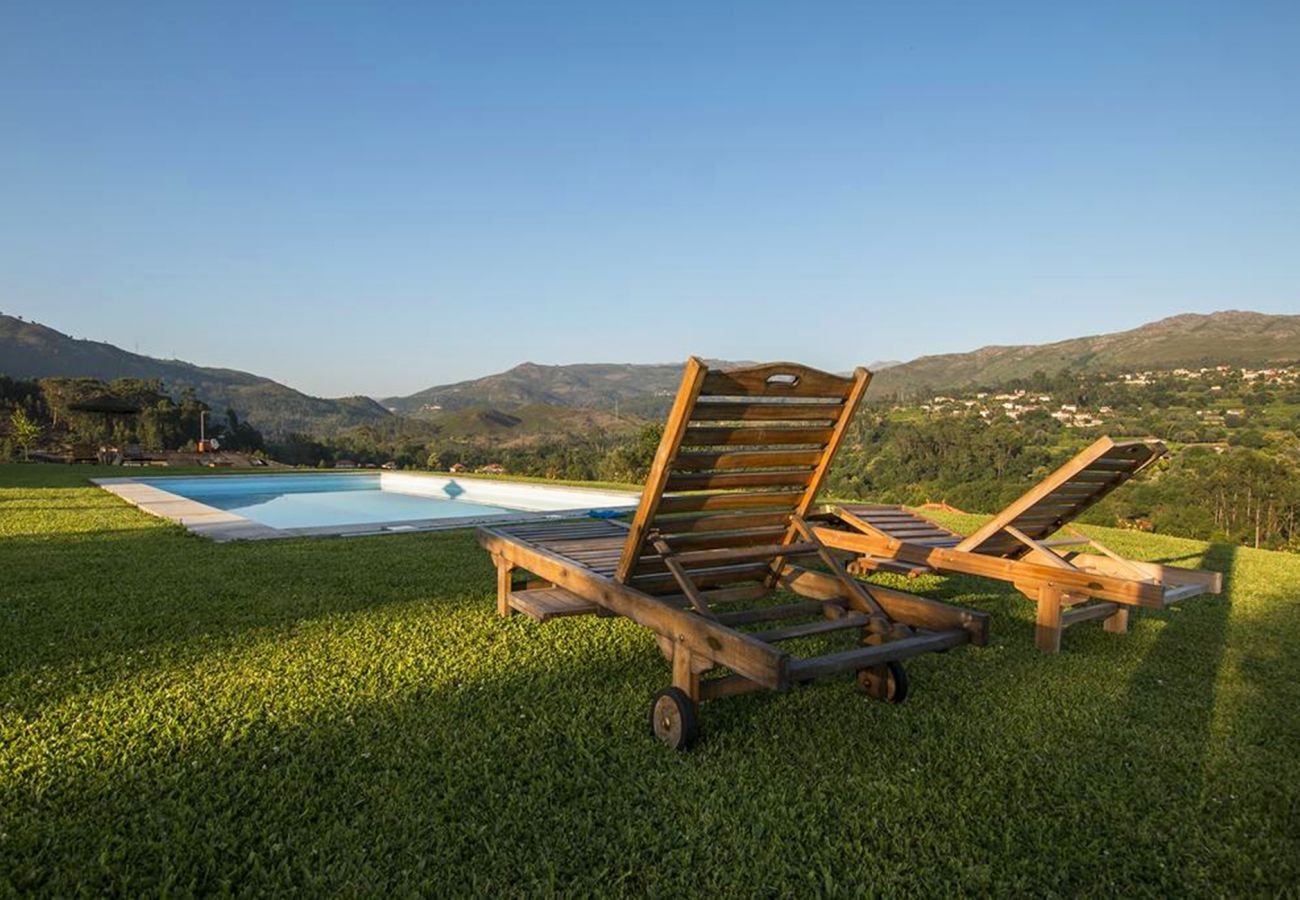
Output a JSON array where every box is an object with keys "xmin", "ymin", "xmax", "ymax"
[
  {"xmin": 956, "ymin": 436, "xmax": 1166, "ymax": 558},
  {"xmin": 615, "ymin": 358, "xmax": 871, "ymax": 591}
]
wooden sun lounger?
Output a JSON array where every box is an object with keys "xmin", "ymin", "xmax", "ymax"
[
  {"xmin": 478, "ymin": 358, "xmax": 988, "ymax": 749},
  {"xmin": 812, "ymin": 436, "xmax": 1223, "ymax": 654}
]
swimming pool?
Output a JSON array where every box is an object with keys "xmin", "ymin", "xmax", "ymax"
[{"xmin": 95, "ymin": 472, "xmax": 639, "ymax": 541}]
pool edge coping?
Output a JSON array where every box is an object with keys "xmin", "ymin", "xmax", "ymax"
[{"xmin": 93, "ymin": 475, "xmax": 639, "ymax": 542}]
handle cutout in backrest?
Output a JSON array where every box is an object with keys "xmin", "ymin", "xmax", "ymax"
[{"xmin": 766, "ymin": 372, "xmax": 801, "ymax": 387}]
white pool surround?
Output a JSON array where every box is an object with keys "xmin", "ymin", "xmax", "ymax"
[{"xmin": 95, "ymin": 471, "xmax": 639, "ymax": 542}]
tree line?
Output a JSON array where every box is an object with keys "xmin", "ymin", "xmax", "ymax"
[{"xmin": 3, "ymin": 370, "xmax": 1297, "ymax": 553}]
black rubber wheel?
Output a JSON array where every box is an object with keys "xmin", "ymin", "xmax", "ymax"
[
  {"xmin": 857, "ymin": 660, "xmax": 909, "ymax": 703},
  {"xmin": 649, "ymin": 687, "xmax": 699, "ymax": 750}
]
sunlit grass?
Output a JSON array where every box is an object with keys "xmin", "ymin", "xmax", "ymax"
[{"xmin": 1, "ymin": 464, "xmax": 1297, "ymax": 894}]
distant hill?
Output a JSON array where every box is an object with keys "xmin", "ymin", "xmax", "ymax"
[
  {"xmin": 419, "ymin": 403, "xmax": 643, "ymax": 445},
  {"xmin": 388, "ymin": 312, "xmax": 1300, "ymax": 412},
  {"xmin": 870, "ymin": 311, "xmax": 1300, "ymax": 399},
  {"xmin": 9, "ymin": 308, "xmax": 1296, "ymax": 435},
  {"xmin": 0, "ymin": 314, "xmax": 392, "ymax": 436},
  {"xmin": 386, "ymin": 360, "xmax": 749, "ymax": 418}
]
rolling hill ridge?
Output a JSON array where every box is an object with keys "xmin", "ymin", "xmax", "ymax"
[
  {"xmin": 386, "ymin": 311, "xmax": 1300, "ymax": 411},
  {"xmin": 0, "ymin": 314, "xmax": 392, "ymax": 436},
  {"xmin": 384, "ymin": 360, "xmax": 750, "ymax": 418},
  {"xmin": 869, "ymin": 310, "xmax": 1300, "ymax": 398},
  {"xmin": 6, "ymin": 309, "xmax": 1296, "ymax": 434}
]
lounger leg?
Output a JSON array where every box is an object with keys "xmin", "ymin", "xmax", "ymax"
[
  {"xmin": 1035, "ymin": 585, "xmax": 1063, "ymax": 654},
  {"xmin": 672, "ymin": 645, "xmax": 701, "ymax": 703},
  {"xmin": 494, "ymin": 555, "xmax": 514, "ymax": 617},
  {"xmin": 1103, "ymin": 606, "xmax": 1130, "ymax": 635}
]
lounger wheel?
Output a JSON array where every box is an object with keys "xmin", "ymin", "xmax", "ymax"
[
  {"xmin": 649, "ymin": 687, "xmax": 699, "ymax": 750},
  {"xmin": 857, "ymin": 661, "xmax": 909, "ymax": 703}
]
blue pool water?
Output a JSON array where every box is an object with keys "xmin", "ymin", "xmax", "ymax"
[{"xmin": 141, "ymin": 474, "xmax": 517, "ymax": 529}]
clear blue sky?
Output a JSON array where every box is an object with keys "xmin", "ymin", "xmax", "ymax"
[{"xmin": 2, "ymin": 1, "xmax": 1297, "ymax": 398}]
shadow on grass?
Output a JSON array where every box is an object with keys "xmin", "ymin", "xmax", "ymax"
[
  {"xmin": 0, "ymin": 526, "xmax": 494, "ymax": 696},
  {"xmin": 1181, "ymin": 555, "xmax": 1300, "ymax": 886},
  {"xmin": 0, "ymin": 624, "xmax": 1010, "ymax": 896},
  {"xmin": 1106, "ymin": 542, "xmax": 1234, "ymax": 884},
  {"xmin": 1119, "ymin": 539, "xmax": 1234, "ymax": 718}
]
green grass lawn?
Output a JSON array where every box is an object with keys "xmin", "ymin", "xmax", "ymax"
[{"xmin": 2, "ymin": 464, "xmax": 1297, "ymax": 894}]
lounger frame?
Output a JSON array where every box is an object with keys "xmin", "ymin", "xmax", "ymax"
[
  {"xmin": 478, "ymin": 358, "xmax": 988, "ymax": 747},
  {"xmin": 813, "ymin": 436, "xmax": 1222, "ymax": 652}
]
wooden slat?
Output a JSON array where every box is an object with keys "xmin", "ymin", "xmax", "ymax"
[
  {"xmin": 665, "ymin": 470, "xmax": 814, "ymax": 491},
  {"xmin": 875, "ymin": 526, "xmax": 960, "ymax": 539},
  {"xmin": 656, "ymin": 526, "xmax": 790, "ymax": 551},
  {"xmin": 911, "ymin": 536, "xmax": 964, "ymax": 547},
  {"xmin": 510, "ymin": 526, "xmax": 616, "ymax": 540},
  {"xmin": 690, "ymin": 401, "xmax": 845, "ymax": 422},
  {"xmin": 848, "ymin": 556, "xmax": 937, "ymax": 577},
  {"xmin": 786, "ymin": 630, "xmax": 970, "ymax": 681},
  {"xmin": 655, "ymin": 490, "xmax": 805, "ymax": 515},
  {"xmin": 831, "ymin": 504, "xmax": 962, "ymax": 546},
  {"xmin": 672, "ymin": 449, "xmax": 825, "ymax": 471},
  {"xmin": 1163, "ymin": 583, "xmax": 1209, "ymax": 605},
  {"xmin": 1014, "ymin": 501, "xmax": 1091, "ymax": 515},
  {"xmin": 778, "ymin": 564, "xmax": 989, "ymax": 643},
  {"xmin": 633, "ymin": 542, "xmax": 810, "ymax": 576},
  {"xmin": 653, "ymin": 510, "xmax": 794, "ymax": 535},
  {"xmin": 1045, "ymin": 486, "xmax": 1107, "ymax": 499},
  {"xmin": 508, "ymin": 587, "xmax": 601, "ymax": 622},
  {"xmin": 560, "ymin": 548, "xmax": 622, "ymax": 561},
  {"xmin": 630, "ymin": 563, "xmax": 775, "ymax": 593},
  {"xmin": 1060, "ymin": 601, "xmax": 1121, "ymax": 627},
  {"xmin": 1088, "ymin": 457, "xmax": 1146, "ymax": 470},
  {"xmin": 543, "ymin": 534, "xmax": 626, "ymax": 547},
  {"xmin": 700, "ymin": 363, "xmax": 857, "ymax": 399},
  {"xmin": 698, "ymin": 673, "xmax": 768, "ymax": 700},
  {"xmin": 681, "ymin": 426, "xmax": 835, "ymax": 447},
  {"xmin": 1066, "ymin": 470, "xmax": 1123, "ymax": 484},
  {"xmin": 668, "ymin": 541, "xmax": 820, "ymax": 567},
  {"xmin": 616, "ymin": 358, "xmax": 709, "ymax": 582}
]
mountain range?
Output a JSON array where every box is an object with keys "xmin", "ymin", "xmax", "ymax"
[
  {"xmin": 384, "ymin": 362, "xmax": 728, "ymax": 418},
  {"xmin": 389, "ymin": 311, "xmax": 1300, "ymax": 412},
  {"xmin": 4, "ymin": 309, "xmax": 1298, "ymax": 435},
  {"xmin": 0, "ymin": 314, "xmax": 392, "ymax": 435},
  {"xmin": 868, "ymin": 310, "xmax": 1300, "ymax": 399}
]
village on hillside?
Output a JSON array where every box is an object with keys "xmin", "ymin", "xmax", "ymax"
[{"xmin": 911, "ymin": 364, "xmax": 1300, "ymax": 433}]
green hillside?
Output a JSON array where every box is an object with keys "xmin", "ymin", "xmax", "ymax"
[
  {"xmin": 385, "ymin": 359, "xmax": 751, "ymax": 418},
  {"xmin": 0, "ymin": 314, "xmax": 392, "ymax": 436},
  {"xmin": 415, "ymin": 402, "xmax": 644, "ymax": 444},
  {"xmin": 387, "ymin": 312, "xmax": 1299, "ymax": 412},
  {"xmin": 870, "ymin": 310, "xmax": 1300, "ymax": 399}
]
